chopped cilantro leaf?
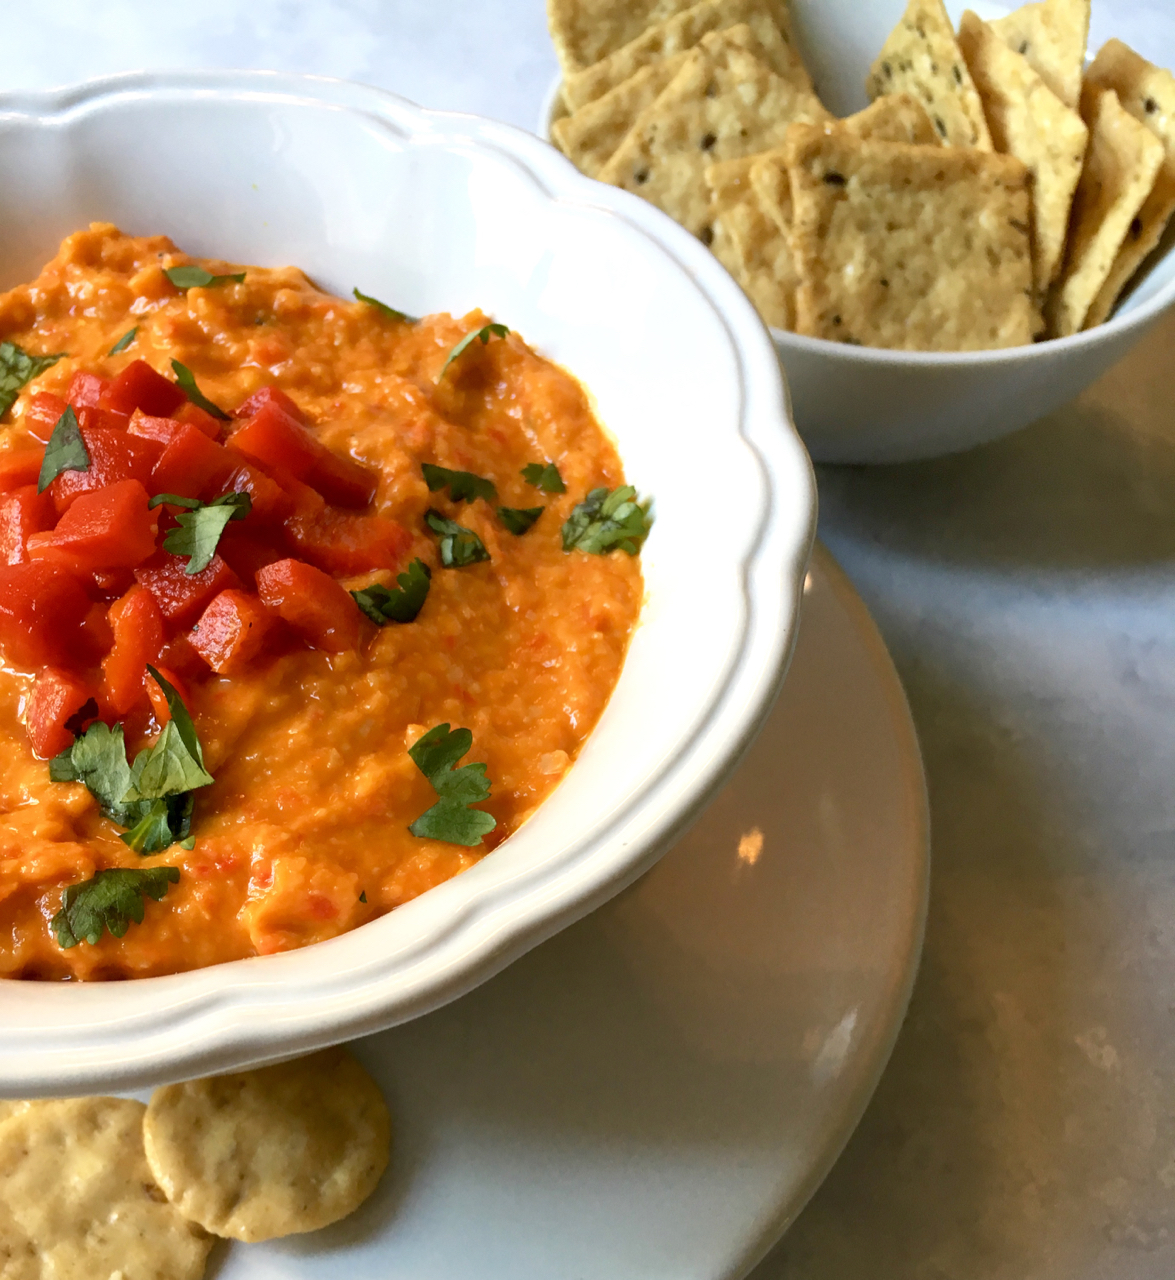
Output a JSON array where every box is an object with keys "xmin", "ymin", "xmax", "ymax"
[
  {"xmin": 521, "ymin": 461, "xmax": 566, "ymax": 494},
  {"xmin": 50, "ymin": 720, "xmax": 136, "ymax": 825},
  {"xmin": 121, "ymin": 795, "xmax": 194, "ymax": 854},
  {"xmin": 353, "ymin": 288, "xmax": 417, "ymax": 324},
  {"xmin": 422, "ymin": 462, "xmax": 497, "ymax": 504},
  {"xmin": 170, "ymin": 360, "xmax": 230, "ymax": 421},
  {"xmin": 0, "ymin": 341, "xmax": 65, "ymax": 419},
  {"xmin": 561, "ymin": 485, "xmax": 653, "ymax": 556},
  {"xmin": 439, "ymin": 323, "xmax": 509, "ymax": 378},
  {"xmin": 108, "ymin": 327, "xmax": 138, "ymax": 356},
  {"xmin": 165, "ymin": 265, "xmax": 246, "ymax": 290},
  {"xmin": 37, "ymin": 406, "xmax": 89, "ymax": 493},
  {"xmin": 359, "ymin": 890, "xmax": 367, "ymax": 903},
  {"xmin": 147, "ymin": 493, "xmax": 202, "ymax": 510},
  {"xmin": 497, "ymin": 505, "xmax": 543, "ymax": 535},
  {"xmin": 425, "ymin": 509, "xmax": 490, "ymax": 567},
  {"xmin": 351, "ymin": 558, "xmax": 431, "ymax": 624},
  {"xmin": 408, "ymin": 724, "xmax": 497, "ymax": 847},
  {"xmin": 52, "ymin": 866, "xmax": 180, "ymax": 948},
  {"xmin": 161, "ymin": 491, "xmax": 252, "ymax": 574}
]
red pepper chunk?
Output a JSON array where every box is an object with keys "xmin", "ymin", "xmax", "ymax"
[
  {"xmin": 222, "ymin": 462, "xmax": 293, "ymax": 526},
  {"xmin": 228, "ymin": 401, "xmax": 376, "ymax": 508},
  {"xmin": 256, "ymin": 558, "xmax": 361, "ymax": 653},
  {"xmin": 0, "ymin": 486, "xmax": 55, "ymax": 565},
  {"xmin": 28, "ymin": 480, "xmax": 158, "ymax": 572},
  {"xmin": 135, "ymin": 552, "xmax": 242, "ymax": 627},
  {"xmin": 128, "ymin": 413, "xmax": 184, "ymax": 446},
  {"xmin": 23, "ymin": 392, "xmax": 68, "ymax": 444},
  {"xmin": 100, "ymin": 360, "xmax": 186, "ymax": 419},
  {"xmin": 67, "ymin": 371, "xmax": 109, "ymax": 410},
  {"xmin": 101, "ymin": 585, "xmax": 165, "ymax": 717},
  {"xmin": 150, "ymin": 423, "xmax": 237, "ymax": 501},
  {"xmin": 26, "ymin": 667, "xmax": 94, "ymax": 759},
  {"xmin": 0, "ymin": 562, "xmax": 91, "ymax": 670},
  {"xmin": 189, "ymin": 590, "xmax": 275, "ymax": 674},
  {"xmin": 174, "ymin": 402, "xmax": 224, "ymax": 441},
  {"xmin": 0, "ymin": 449, "xmax": 45, "ymax": 494},
  {"xmin": 234, "ymin": 385, "xmax": 308, "ymax": 424},
  {"xmin": 49, "ymin": 426, "xmax": 164, "ymax": 514},
  {"xmin": 284, "ymin": 507, "xmax": 412, "ymax": 576}
]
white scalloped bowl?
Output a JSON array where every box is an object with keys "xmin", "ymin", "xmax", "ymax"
[{"xmin": 0, "ymin": 72, "xmax": 815, "ymax": 1096}]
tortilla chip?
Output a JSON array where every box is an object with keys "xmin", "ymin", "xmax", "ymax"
[
  {"xmin": 0, "ymin": 1097, "xmax": 213, "ymax": 1280},
  {"xmin": 838, "ymin": 92, "xmax": 942, "ymax": 145},
  {"xmin": 989, "ymin": 0, "xmax": 1089, "ymax": 111},
  {"xmin": 959, "ymin": 11, "xmax": 1088, "ymax": 293},
  {"xmin": 787, "ymin": 125, "xmax": 1038, "ymax": 349},
  {"xmin": 553, "ymin": 54, "xmax": 690, "ymax": 176},
  {"xmin": 547, "ymin": 0, "xmax": 699, "ymax": 77},
  {"xmin": 1084, "ymin": 39, "xmax": 1175, "ymax": 326},
  {"xmin": 865, "ymin": 0, "xmax": 993, "ymax": 150},
  {"xmin": 563, "ymin": 0, "xmax": 805, "ymax": 110},
  {"xmin": 1046, "ymin": 87, "xmax": 1165, "ymax": 336},
  {"xmin": 599, "ymin": 31, "xmax": 827, "ymax": 237}
]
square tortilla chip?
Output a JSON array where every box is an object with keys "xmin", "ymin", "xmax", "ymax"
[
  {"xmin": 547, "ymin": 0, "xmax": 699, "ymax": 77},
  {"xmin": 553, "ymin": 54, "xmax": 690, "ymax": 176},
  {"xmin": 866, "ymin": 0, "xmax": 993, "ymax": 150},
  {"xmin": 835, "ymin": 93, "xmax": 943, "ymax": 146},
  {"xmin": 959, "ymin": 11, "xmax": 1088, "ymax": 294},
  {"xmin": 1046, "ymin": 87, "xmax": 1165, "ymax": 336},
  {"xmin": 563, "ymin": 0, "xmax": 805, "ymax": 110},
  {"xmin": 1083, "ymin": 39, "xmax": 1175, "ymax": 326},
  {"xmin": 786, "ymin": 126, "xmax": 1039, "ymax": 350},
  {"xmin": 989, "ymin": 0, "xmax": 1089, "ymax": 111},
  {"xmin": 599, "ymin": 31, "xmax": 827, "ymax": 237}
]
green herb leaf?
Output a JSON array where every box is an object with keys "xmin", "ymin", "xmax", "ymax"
[
  {"xmin": 37, "ymin": 406, "xmax": 89, "ymax": 493},
  {"xmin": 144, "ymin": 666, "xmax": 209, "ymax": 775},
  {"xmin": 50, "ymin": 720, "xmax": 136, "ymax": 826},
  {"xmin": 165, "ymin": 265, "xmax": 246, "ymax": 290},
  {"xmin": 52, "ymin": 866, "xmax": 180, "ymax": 948},
  {"xmin": 408, "ymin": 724, "xmax": 497, "ymax": 847},
  {"xmin": 497, "ymin": 505, "xmax": 543, "ymax": 535},
  {"xmin": 351, "ymin": 558, "xmax": 431, "ymax": 625},
  {"xmin": 108, "ymin": 327, "xmax": 138, "ymax": 356},
  {"xmin": 170, "ymin": 360, "xmax": 230, "ymax": 421},
  {"xmin": 521, "ymin": 461, "xmax": 566, "ymax": 494},
  {"xmin": 561, "ymin": 485, "xmax": 653, "ymax": 556},
  {"xmin": 0, "ymin": 341, "xmax": 66, "ymax": 419},
  {"xmin": 121, "ymin": 794, "xmax": 194, "ymax": 854},
  {"xmin": 161, "ymin": 491, "xmax": 252, "ymax": 574},
  {"xmin": 147, "ymin": 493, "xmax": 202, "ymax": 510},
  {"xmin": 421, "ymin": 462, "xmax": 497, "ymax": 504},
  {"xmin": 353, "ymin": 288, "xmax": 417, "ymax": 324},
  {"xmin": 425, "ymin": 509, "xmax": 490, "ymax": 568},
  {"xmin": 439, "ymin": 323, "xmax": 509, "ymax": 378}
]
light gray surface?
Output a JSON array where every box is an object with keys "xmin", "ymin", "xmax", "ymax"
[{"xmin": 7, "ymin": 2, "xmax": 1174, "ymax": 1276}]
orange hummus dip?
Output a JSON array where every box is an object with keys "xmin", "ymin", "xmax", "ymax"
[{"xmin": 0, "ymin": 224, "xmax": 643, "ymax": 980}]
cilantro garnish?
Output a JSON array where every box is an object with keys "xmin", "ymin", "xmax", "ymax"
[
  {"xmin": 497, "ymin": 506, "xmax": 543, "ymax": 535},
  {"xmin": 439, "ymin": 323, "xmax": 509, "ymax": 378},
  {"xmin": 422, "ymin": 462, "xmax": 497, "ymax": 504},
  {"xmin": 0, "ymin": 340, "xmax": 65, "ymax": 418},
  {"xmin": 165, "ymin": 265, "xmax": 246, "ymax": 290},
  {"xmin": 353, "ymin": 288, "xmax": 417, "ymax": 324},
  {"xmin": 157, "ymin": 491, "xmax": 251, "ymax": 574},
  {"xmin": 521, "ymin": 461, "xmax": 566, "ymax": 494},
  {"xmin": 425, "ymin": 510, "xmax": 490, "ymax": 567},
  {"xmin": 351, "ymin": 558, "xmax": 431, "ymax": 624},
  {"xmin": 108, "ymin": 327, "xmax": 138, "ymax": 356},
  {"xmin": 408, "ymin": 724, "xmax": 497, "ymax": 846},
  {"xmin": 561, "ymin": 486, "xmax": 653, "ymax": 556},
  {"xmin": 37, "ymin": 406, "xmax": 89, "ymax": 493},
  {"xmin": 170, "ymin": 360, "xmax": 230, "ymax": 421},
  {"xmin": 52, "ymin": 866, "xmax": 181, "ymax": 949}
]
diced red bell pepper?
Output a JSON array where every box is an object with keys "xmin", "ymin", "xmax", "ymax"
[
  {"xmin": 0, "ymin": 485, "xmax": 56, "ymax": 565},
  {"xmin": 49, "ymin": 425, "xmax": 164, "ymax": 513},
  {"xmin": 145, "ymin": 664, "xmax": 190, "ymax": 725},
  {"xmin": 100, "ymin": 360, "xmax": 186, "ymax": 419},
  {"xmin": 284, "ymin": 507, "xmax": 412, "ymax": 577},
  {"xmin": 23, "ymin": 392, "xmax": 68, "ymax": 444},
  {"xmin": 26, "ymin": 667, "xmax": 94, "ymax": 759},
  {"xmin": 101, "ymin": 585, "xmax": 165, "ymax": 716},
  {"xmin": 0, "ymin": 562, "xmax": 91, "ymax": 669},
  {"xmin": 256, "ymin": 558, "xmax": 361, "ymax": 652},
  {"xmin": 228, "ymin": 401, "xmax": 376, "ymax": 508},
  {"xmin": 134, "ymin": 552, "xmax": 242, "ymax": 627},
  {"xmin": 28, "ymin": 479, "xmax": 158, "ymax": 572},
  {"xmin": 234, "ymin": 385, "xmax": 308, "ymax": 425},
  {"xmin": 217, "ymin": 524, "xmax": 285, "ymax": 582},
  {"xmin": 67, "ymin": 371, "xmax": 110, "ymax": 410},
  {"xmin": 77, "ymin": 600, "xmax": 115, "ymax": 664},
  {"xmin": 189, "ymin": 589, "xmax": 275, "ymax": 674},
  {"xmin": 128, "ymin": 413, "xmax": 184, "ymax": 446},
  {"xmin": 0, "ymin": 448, "xmax": 45, "ymax": 494},
  {"xmin": 150, "ymin": 423, "xmax": 237, "ymax": 501},
  {"xmin": 174, "ymin": 401, "xmax": 223, "ymax": 440},
  {"xmin": 75, "ymin": 404, "xmax": 131, "ymax": 434},
  {"xmin": 222, "ymin": 462, "xmax": 293, "ymax": 526},
  {"xmin": 87, "ymin": 568, "xmax": 136, "ymax": 599},
  {"xmin": 157, "ymin": 632, "xmax": 210, "ymax": 681}
]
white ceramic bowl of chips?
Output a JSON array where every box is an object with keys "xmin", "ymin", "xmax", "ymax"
[{"xmin": 0, "ymin": 71, "xmax": 815, "ymax": 1095}]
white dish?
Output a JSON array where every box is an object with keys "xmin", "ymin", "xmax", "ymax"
[
  {"xmin": 540, "ymin": 0, "xmax": 1175, "ymax": 463},
  {"xmin": 129, "ymin": 545, "xmax": 929, "ymax": 1280},
  {"xmin": 0, "ymin": 71, "xmax": 815, "ymax": 1096}
]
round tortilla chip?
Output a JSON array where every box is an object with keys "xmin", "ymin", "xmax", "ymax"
[
  {"xmin": 143, "ymin": 1047, "xmax": 391, "ymax": 1243},
  {"xmin": 0, "ymin": 1096, "xmax": 212, "ymax": 1280}
]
